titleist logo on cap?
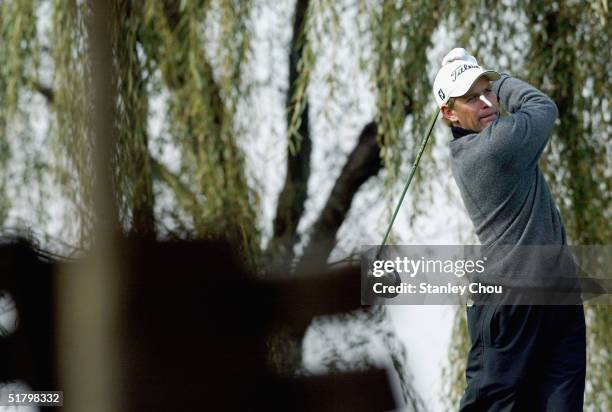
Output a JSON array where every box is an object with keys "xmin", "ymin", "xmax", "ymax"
[{"xmin": 451, "ymin": 63, "xmax": 479, "ymax": 81}]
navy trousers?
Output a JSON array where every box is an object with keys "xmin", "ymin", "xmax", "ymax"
[{"xmin": 459, "ymin": 305, "xmax": 586, "ymax": 412}]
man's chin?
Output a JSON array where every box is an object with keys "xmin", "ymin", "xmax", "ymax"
[{"xmin": 480, "ymin": 113, "xmax": 498, "ymax": 129}]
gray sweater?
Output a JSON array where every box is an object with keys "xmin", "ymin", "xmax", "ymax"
[
  {"xmin": 450, "ymin": 74, "xmax": 564, "ymax": 246},
  {"xmin": 449, "ymin": 75, "xmax": 575, "ymax": 290}
]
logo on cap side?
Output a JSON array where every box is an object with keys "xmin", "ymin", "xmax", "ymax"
[{"xmin": 438, "ymin": 89, "xmax": 445, "ymax": 100}]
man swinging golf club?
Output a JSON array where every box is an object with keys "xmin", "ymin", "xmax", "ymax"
[{"xmin": 433, "ymin": 48, "xmax": 586, "ymax": 411}]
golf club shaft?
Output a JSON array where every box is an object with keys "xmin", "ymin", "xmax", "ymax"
[{"xmin": 376, "ymin": 109, "xmax": 440, "ymax": 259}]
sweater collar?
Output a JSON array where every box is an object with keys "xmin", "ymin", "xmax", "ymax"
[{"xmin": 451, "ymin": 126, "xmax": 477, "ymax": 139}]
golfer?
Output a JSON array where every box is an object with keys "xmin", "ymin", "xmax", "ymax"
[{"xmin": 433, "ymin": 48, "xmax": 586, "ymax": 411}]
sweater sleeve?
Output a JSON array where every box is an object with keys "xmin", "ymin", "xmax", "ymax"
[{"xmin": 483, "ymin": 74, "xmax": 559, "ymax": 171}]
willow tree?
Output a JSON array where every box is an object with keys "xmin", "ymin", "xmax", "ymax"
[
  {"xmin": 0, "ymin": 0, "xmax": 609, "ymax": 411},
  {"xmin": 0, "ymin": 0, "xmax": 437, "ymax": 409}
]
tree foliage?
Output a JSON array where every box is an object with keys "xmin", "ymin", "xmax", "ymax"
[{"xmin": 0, "ymin": 1, "xmax": 609, "ymax": 411}]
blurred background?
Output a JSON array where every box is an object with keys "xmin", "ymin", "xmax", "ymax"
[{"xmin": 0, "ymin": 1, "xmax": 609, "ymax": 411}]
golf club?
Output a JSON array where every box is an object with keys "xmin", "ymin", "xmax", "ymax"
[
  {"xmin": 327, "ymin": 109, "xmax": 440, "ymax": 269},
  {"xmin": 375, "ymin": 108, "xmax": 440, "ymax": 260}
]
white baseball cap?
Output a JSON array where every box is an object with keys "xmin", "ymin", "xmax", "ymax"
[{"xmin": 433, "ymin": 48, "xmax": 500, "ymax": 107}]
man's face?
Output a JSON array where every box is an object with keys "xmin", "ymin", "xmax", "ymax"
[{"xmin": 442, "ymin": 77, "xmax": 499, "ymax": 132}]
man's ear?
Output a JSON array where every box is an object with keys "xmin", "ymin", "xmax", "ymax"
[{"xmin": 441, "ymin": 105, "xmax": 458, "ymax": 124}]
